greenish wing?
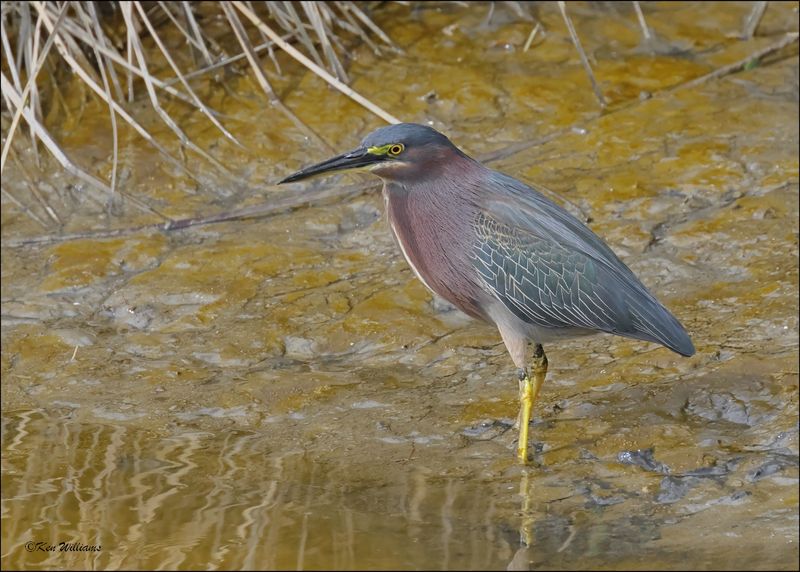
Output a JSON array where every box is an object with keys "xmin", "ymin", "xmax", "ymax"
[{"xmin": 472, "ymin": 212, "xmax": 633, "ymax": 333}]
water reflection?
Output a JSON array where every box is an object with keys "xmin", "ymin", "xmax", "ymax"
[
  {"xmin": 2, "ymin": 410, "xmax": 523, "ymax": 570},
  {"xmin": 3, "ymin": 403, "xmax": 797, "ymax": 570}
]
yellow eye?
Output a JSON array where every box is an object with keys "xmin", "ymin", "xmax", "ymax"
[{"xmin": 388, "ymin": 144, "xmax": 404, "ymax": 156}]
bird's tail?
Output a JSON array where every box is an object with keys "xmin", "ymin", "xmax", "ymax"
[{"xmin": 625, "ymin": 294, "xmax": 695, "ymax": 357}]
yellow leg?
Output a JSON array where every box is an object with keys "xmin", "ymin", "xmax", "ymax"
[
  {"xmin": 517, "ymin": 344, "xmax": 548, "ymax": 464},
  {"xmin": 516, "ymin": 374, "xmax": 534, "ymax": 463}
]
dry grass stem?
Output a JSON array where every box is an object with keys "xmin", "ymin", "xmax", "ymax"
[
  {"xmin": 221, "ymin": 2, "xmax": 279, "ymax": 103},
  {"xmin": 121, "ymin": 2, "xmax": 236, "ymax": 179},
  {"xmin": 85, "ymin": 2, "xmax": 120, "ymax": 201},
  {"xmin": 337, "ymin": 2, "xmax": 402, "ymax": 54},
  {"xmin": 523, "ymin": 22, "xmax": 542, "ymax": 52},
  {"xmin": 675, "ymin": 32, "xmax": 798, "ymax": 91},
  {"xmin": 632, "ymin": 1, "xmax": 652, "ymax": 41},
  {"xmin": 131, "ymin": 1, "xmax": 243, "ymax": 148},
  {"xmin": 163, "ymin": 34, "xmax": 291, "ymax": 85},
  {"xmin": 31, "ymin": 1, "xmax": 201, "ymax": 184},
  {"xmin": 3, "ymin": 70, "xmax": 117, "ymax": 207},
  {"xmin": 232, "ymin": 1, "xmax": 401, "ymax": 124},
  {"xmin": 155, "ymin": 1, "xmax": 208, "ymax": 57},
  {"xmin": 742, "ymin": 1, "xmax": 768, "ymax": 40},
  {"xmin": 0, "ymin": 2, "xmax": 68, "ymax": 175},
  {"xmin": 3, "ymin": 71, "xmax": 169, "ymax": 222},
  {"xmin": 2, "ymin": 186, "xmax": 49, "ymax": 228},
  {"xmin": 51, "ymin": 11, "xmax": 212, "ymax": 109},
  {"xmin": 558, "ymin": 1, "xmax": 607, "ymax": 109},
  {"xmin": 8, "ymin": 149, "xmax": 61, "ymax": 224},
  {"xmin": 1, "ymin": 180, "xmax": 373, "ymax": 248},
  {"xmin": 3, "ymin": 0, "xmax": 400, "ymax": 226},
  {"xmin": 220, "ymin": 3, "xmax": 332, "ymax": 151},
  {"xmin": 303, "ymin": 1, "xmax": 349, "ymax": 83}
]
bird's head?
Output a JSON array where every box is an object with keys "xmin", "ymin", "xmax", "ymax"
[{"xmin": 278, "ymin": 123, "xmax": 467, "ymax": 185}]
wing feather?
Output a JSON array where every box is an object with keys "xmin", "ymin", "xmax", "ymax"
[{"xmin": 471, "ymin": 173, "xmax": 695, "ymax": 356}]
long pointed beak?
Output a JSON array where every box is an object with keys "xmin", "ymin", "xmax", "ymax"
[{"xmin": 278, "ymin": 147, "xmax": 380, "ymax": 184}]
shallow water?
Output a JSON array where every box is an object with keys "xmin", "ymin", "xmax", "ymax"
[{"xmin": 2, "ymin": 2, "xmax": 799, "ymax": 570}]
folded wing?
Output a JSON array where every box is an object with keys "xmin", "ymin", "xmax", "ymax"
[{"xmin": 471, "ymin": 172, "xmax": 695, "ymax": 357}]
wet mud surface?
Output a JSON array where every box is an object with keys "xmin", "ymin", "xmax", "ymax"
[{"xmin": 2, "ymin": 2, "xmax": 798, "ymax": 570}]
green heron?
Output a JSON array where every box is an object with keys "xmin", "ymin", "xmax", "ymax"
[{"xmin": 279, "ymin": 123, "xmax": 695, "ymax": 464}]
